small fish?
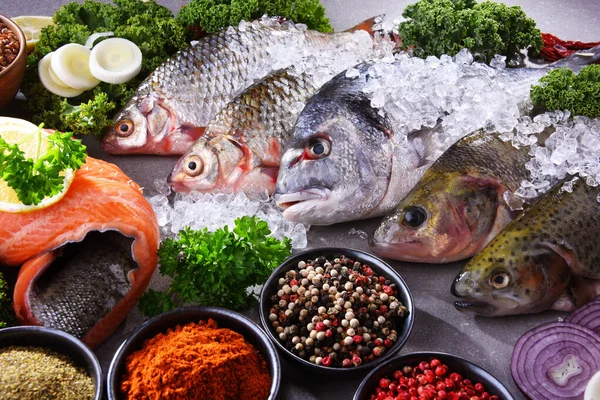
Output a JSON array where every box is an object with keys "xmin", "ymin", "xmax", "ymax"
[
  {"xmin": 274, "ymin": 46, "xmax": 600, "ymax": 226},
  {"xmin": 168, "ymin": 69, "xmax": 319, "ymax": 195},
  {"xmin": 452, "ymin": 178, "xmax": 600, "ymax": 316},
  {"xmin": 370, "ymin": 130, "xmax": 550, "ymax": 263},
  {"xmin": 102, "ymin": 16, "xmax": 387, "ymax": 155}
]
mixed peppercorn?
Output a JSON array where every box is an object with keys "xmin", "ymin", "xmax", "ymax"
[
  {"xmin": 267, "ymin": 254, "xmax": 409, "ymax": 368},
  {"xmin": 0, "ymin": 22, "xmax": 19, "ymax": 73},
  {"xmin": 369, "ymin": 358, "xmax": 499, "ymax": 400}
]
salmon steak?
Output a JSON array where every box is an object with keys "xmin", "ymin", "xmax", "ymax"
[{"xmin": 0, "ymin": 157, "xmax": 159, "ymax": 348}]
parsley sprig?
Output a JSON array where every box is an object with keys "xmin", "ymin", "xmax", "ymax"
[
  {"xmin": 0, "ymin": 126, "xmax": 87, "ymax": 206},
  {"xmin": 139, "ymin": 216, "xmax": 292, "ymax": 317}
]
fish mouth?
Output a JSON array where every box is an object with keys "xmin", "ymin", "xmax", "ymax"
[
  {"xmin": 453, "ymin": 299, "xmax": 496, "ymax": 315},
  {"xmin": 275, "ymin": 188, "xmax": 330, "ymax": 210},
  {"xmin": 25, "ymin": 231, "xmax": 136, "ymax": 339}
]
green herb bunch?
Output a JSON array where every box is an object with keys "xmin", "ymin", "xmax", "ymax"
[
  {"xmin": 22, "ymin": 0, "xmax": 188, "ymax": 138},
  {"xmin": 397, "ymin": 0, "xmax": 543, "ymax": 64},
  {"xmin": 139, "ymin": 216, "xmax": 292, "ymax": 317},
  {"xmin": 0, "ymin": 271, "xmax": 14, "ymax": 328},
  {"xmin": 177, "ymin": 0, "xmax": 332, "ymax": 39},
  {"xmin": 531, "ymin": 65, "xmax": 600, "ymax": 118},
  {"xmin": 0, "ymin": 127, "xmax": 87, "ymax": 206}
]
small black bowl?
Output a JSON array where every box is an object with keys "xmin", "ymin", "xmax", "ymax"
[
  {"xmin": 354, "ymin": 351, "xmax": 515, "ymax": 400},
  {"xmin": 0, "ymin": 326, "xmax": 103, "ymax": 400},
  {"xmin": 259, "ymin": 247, "xmax": 414, "ymax": 374},
  {"xmin": 107, "ymin": 306, "xmax": 281, "ymax": 400}
]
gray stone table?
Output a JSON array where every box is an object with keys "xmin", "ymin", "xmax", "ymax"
[{"xmin": 2, "ymin": 1, "xmax": 599, "ymax": 399}]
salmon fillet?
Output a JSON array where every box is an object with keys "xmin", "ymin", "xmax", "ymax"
[{"xmin": 0, "ymin": 157, "xmax": 159, "ymax": 348}]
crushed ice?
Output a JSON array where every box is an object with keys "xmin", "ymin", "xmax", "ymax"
[{"xmin": 148, "ymin": 180, "xmax": 308, "ymax": 248}]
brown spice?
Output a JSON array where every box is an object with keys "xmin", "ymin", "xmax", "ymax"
[
  {"xmin": 120, "ymin": 318, "xmax": 272, "ymax": 400},
  {"xmin": 0, "ymin": 22, "xmax": 20, "ymax": 73}
]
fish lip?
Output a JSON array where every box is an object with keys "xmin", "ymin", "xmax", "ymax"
[
  {"xmin": 275, "ymin": 188, "xmax": 330, "ymax": 210},
  {"xmin": 453, "ymin": 299, "xmax": 494, "ymax": 314}
]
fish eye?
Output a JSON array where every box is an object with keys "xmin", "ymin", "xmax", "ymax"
[
  {"xmin": 307, "ymin": 137, "xmax": 331, "ymax": 159},
  {"xmin": 115, "ymin": 119, "xmax": 134, "ymax": 137},
  {"xmin": 489, "ymin": 271, "xmax": 510, "ymax": 289},
  {"xmin": 183, "ymin": 155, "xmax": 203, "ymax": 177},
  {"xmin": 402, "ymin": 206, "xmax": 427, "ymax": 228}
]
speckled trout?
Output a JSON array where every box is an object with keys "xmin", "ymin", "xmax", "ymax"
[
  {"xmin": 370, "ymin": 129, "xmax": 553, "ymax": 263},
  {"xmin": 102, "ymin": 16, "xmax": 388, "ymax": 155},
  {"xmin": 452, "ymin": 178, "xmax": 600, "ymax": 316}
]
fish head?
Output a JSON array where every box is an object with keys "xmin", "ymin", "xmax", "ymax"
[
  {"xmin": 275, "ymin": 98, "xmax": 393, "ymax": 225},
  {"xmin": 168, "ymin": 137, "xmax": 221, "ymax": 193},
  {"xmin": 451, "ymin": 232, "xmax": 571, "ymax": 316},
  {"xmin": 370, "ymin": 172, "xmax": 509, "ymax": 263},
  {"xmin": 102, "ymin": 95, "xmax": 176, "ymax": 155}
]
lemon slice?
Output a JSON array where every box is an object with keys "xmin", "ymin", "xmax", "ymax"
[
  {"xmin": 0, "ymin": 117, "xmax": 74, "ymax": 213},
  {"xmin": 11, "ymin": 16, "xmax": 55, "ymax": 53}
]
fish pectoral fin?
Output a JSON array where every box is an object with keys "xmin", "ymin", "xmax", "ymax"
[
  {"xmin": 406, "ymin": 121, "xmax": 444, "ymax": 167},
  {"xmin": 345, "ymin": 15, "xmax": 385, "ymax": 35}
]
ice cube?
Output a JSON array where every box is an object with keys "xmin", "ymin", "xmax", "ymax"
[
  {"xmin": 503, "ymin": 190, "xmax": 525, "ymax": 211},
  {"xmin": 345, "ymin": 67, "xmax": 360, "ymax": 79},
  {"xmin": 154, "ymin": 179, "xmax": 171, "ymax": 195},
  {"xmin": 490, "ymin": 54, "xmax": 507, "ymax": 70}
]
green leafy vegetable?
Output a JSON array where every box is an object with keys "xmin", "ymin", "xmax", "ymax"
[
  {"xmin": 22, "ymin": 0, "xmax": 188, "ymax": 138},
  {"xmin": 0, "ymin": 127, "xmax": 87, "ymax": 205},
  {"xmin": 139, "ymin": 216, "xmax": 292, "ymax": 317},
  {"xmin": 176, "ymin": 0, "xmax": 332, "ymax": 39},
  {"xmin": 0, "ymin": 271, "xmax": 14, "ymax": 329},
  {"xmin": 531, "ymin": 65, "xmax": 600, "ymax": 118},
  {"xmin": 397, "ymin": 0, "xmax": 543, "ymax": 64}
]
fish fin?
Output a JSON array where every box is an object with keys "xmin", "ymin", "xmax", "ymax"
[
  {"xmin": 407, "ymin": 121, "xmax": 444, "ymax": 167},
  {"xmin": 345, "ymin": 15, "xmax": 385, "ymax": 35},
  {"xmin": 566, "ymin": 276, "xmax": 600, "ymax": 308},
  {"xmin": 549, "ymin": 44, "xmax": 600, "ymax": 72}
]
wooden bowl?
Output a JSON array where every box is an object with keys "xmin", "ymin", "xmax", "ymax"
[{"xmin": 0, "ymin": 15, "xmax": 27, "ymax": 110}]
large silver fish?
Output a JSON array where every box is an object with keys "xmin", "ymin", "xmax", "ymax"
[
  {"xmin": 274, "ymin": 46, "xmax": 600, "ymax": 225},
  {"xmin": 168, "ymin": 69, "xmax": 319, "ymax": 195},
  {"xmin": 102, "ymin": 16, "xmax": 387, "ymax": 155}
]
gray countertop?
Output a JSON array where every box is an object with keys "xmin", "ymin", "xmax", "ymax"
[{"xmin": 2, "ymin": 1, "xmax": 599, "ymax": 399}]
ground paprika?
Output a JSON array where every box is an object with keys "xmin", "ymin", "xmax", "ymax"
[{"xmin": 120, "ymin": 318, "xmax": 272, "ymax": 400}]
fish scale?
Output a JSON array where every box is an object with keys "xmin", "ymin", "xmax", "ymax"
[
  {"xmin": 103, "ymin": 17, "xmax": 380, "ymax": 155},
  {"xmin": 453, "ymin": 178, "xmax": 600, "ymax": 316}
]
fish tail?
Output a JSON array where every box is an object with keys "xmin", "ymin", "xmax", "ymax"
[
  {"xmin": 345, "ymin": 15, "xmax": 385, "ymax": 35},
  {"xmin": 549, "ymin": 44, "xmax": 600, "ymax": 72}
]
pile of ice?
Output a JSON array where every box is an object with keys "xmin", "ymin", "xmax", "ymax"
[
  {"xmin": 148, "ymin": 180, "xmax": 308, "ymax": 248},
  {"xmin": 353, "ymin": 49, "xmax": 536, "ymax": 161},
  {"xmin": 499, "ymin": 111, "xmax": 600, "ymax": 201}
]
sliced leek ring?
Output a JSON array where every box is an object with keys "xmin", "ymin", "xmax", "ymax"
[
  {"xmin": 51, "ymin": 43, "xmax": 100, "ymax": 90},
  {"xmin": 38, "ymin": 52, "xmax": 85, "ymax": 98},
  {"xmin": 89, "ymin": 38, "xmax": 142, "ymax": 84}
]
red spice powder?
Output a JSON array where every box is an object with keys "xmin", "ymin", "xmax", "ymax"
[{"xmin": 120, "ymin": 318, "xmax": 272, "ymax": 400}]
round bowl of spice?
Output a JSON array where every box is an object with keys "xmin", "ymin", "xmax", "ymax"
[
  {"xmin": 259, "ymin": 247, "xmax": 414, "ymax": 374},
  {"xmin": 0, "ymin": 15, "xmax": 27, "ymax": 110},
  {"xmin": 107, "ymin": 306, "xmax": 280, "ymax": 400},
  {"xmin": 0, "ymin": 325, "xmax": 102, "ymax": 400},
  {"xmin": 353, "ymin": 351, "xmax": 515, "ymax": 400}
]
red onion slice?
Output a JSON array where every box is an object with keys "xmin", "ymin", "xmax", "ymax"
[
  {"xmin": 565, "ymin": 296, "xmax": 600, "ymax": 335},
  {"xmin": 511, "ymin": 322, "xmax": 600, "ymax": 400}
]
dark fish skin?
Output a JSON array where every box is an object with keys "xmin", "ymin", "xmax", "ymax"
[
  {"xmin": 169, "ymin": 69, "xmax": 319, "ymax": 196},
  {"xmin": 29, "ymin": 231, "xmax": 135, "ymax": 338},
  {"xmin": 370, "ymin": 130, "xmax": 549, "ymax": 263},
  {"xmin": 453, "ymin": 178, "xmax": 600, "ymax": 316}
]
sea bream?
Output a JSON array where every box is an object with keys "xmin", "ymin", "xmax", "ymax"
[
  {"xmin": 274, "ymin": 46, "xmax": 600, "ymax": 225},
  {"xmin": 102, "ymin": 16, "xmax": 389, "ymax": 155},
  {"xmin": 370, "ymin": 129, "xmax": 554, "ymax": 263},
  {"xmin": 168, "ymin": 69, "xmax": 319, "ymax": 195},
  {"xmin": 452, "ymin": 178, "xmax": 600, "ymax": 316}
]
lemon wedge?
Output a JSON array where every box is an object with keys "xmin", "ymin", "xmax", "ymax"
[
  {"xmin": 0, "ymin": 117, "xmax": 74, "ymax": 213},
  {"xmin": 11, "ymin": 16, "xmax": 55, "ymax": 53}
]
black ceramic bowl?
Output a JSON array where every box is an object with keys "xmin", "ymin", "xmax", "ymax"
[
  {"xmin": 107, "ymin": 306, "xmax": 281, "ymax": 400},
  {"xmin": 0, "ymin": 326, "xmax": 103, "ymax": 400},
  {"xmin": 354, "ymin": 351, "xmax": 515, "ymax": 400},
  {"xmin": 259, "ymin": 247, "xmax": 414, "ymax": 374}
]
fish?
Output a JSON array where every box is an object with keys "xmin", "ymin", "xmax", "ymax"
[
  {"xmin": 0, "ymin": 157, "xmax": 159, "ymax": 348},
  {"xmin": 102, "ymin": 16, "xmax": 389, "ymax": 156},
  {"xmin": 369, "ymin": 129, "xmax": 551, "ymax": 263},
  {"xmin": 274, "ymin": 46, "xmax": 600, "ymax": 226},
  {"xmin": 168, "ymin": 69, "xmax": 319, "ymax": 195},
  {"xmin": 452, "ymin": 178, "xmax": 600, "ymax": 316}
]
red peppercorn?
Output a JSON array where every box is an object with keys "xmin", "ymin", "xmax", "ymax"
[
  {"xmin": 438, "ymin": 390, "xmax": 448, "ymax": 399},
  {"xmin": 435, "ymin": 366, "xmax": 446, "ymax": 376},
  {"xmin": 380, "ymin": 378, "xmax": 391, "ymax": 389},
  {"xmin": 418, "ymin": 361, "xmax": 430, "ymax": 372},
  {"xmin": 474, "ymin": 383, "xmax": 484, "ymax": 393},
  {"xmin": 377, "ymin": 391, "xmax": 387, "ymax": 400},
  {"xmin": 470, "ymin": 397, "xmax": 481, "ymax": 400},
  {"xmin": 342, "ymin": 358, "xmax": 352, "ymax": 368},
  {"xmin": 393, "ymin": 370, "xmax": 403, "ymax": 380},
  {"xmin": 353, "ymin": 335, "xmax": 363, "ymax": 344},
  {"xmin": 353, "ymin": 354, "xmax": 362, "ymax": 366},
  {"xmin": 322, "ymin": 356, "xmax": 331, "ymax": 367},
  {"xmin": 325, "ymin": 329, "xmax": 333, "ymax": 338},
  {"xmin": 450, "ymin": 373, "xmax": 462, "ymax": 382},
  {"xmin": 408, "ymin": 387, "xmax": 418, "ymax": 396},
  {"xmin": 407, "ymin": 378, "xmax": 417, "ymax": 388},
  {"xmin": 315, "ymin": 322, "xmax": 326, "ymax": 331},
  {"xmin": 430, "ymin": 359, "xmax": 441, "ymax": 368},
  {"xmin": 389, "ymin": 383, "xmax": 397, "ymax": 392},
  {"xmin": 383, "ymin": 285, "xmax": 394, "ymax": 295},
  {"xmin": 436, "ymin": 382, "xmax": 447, "ymax": 391},
  {"xmin": 289, "ymin": 279, "xmax": 298, "ymax": 286}
]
